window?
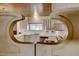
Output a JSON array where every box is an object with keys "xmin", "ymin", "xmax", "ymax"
[{"xmin": 29, "ymin": 24, "xmax": 43, "ymax": 30}]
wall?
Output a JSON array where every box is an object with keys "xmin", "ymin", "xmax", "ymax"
[{"xmin": 19, "ymin": 16, "xmax": 50, "ymax": 34}]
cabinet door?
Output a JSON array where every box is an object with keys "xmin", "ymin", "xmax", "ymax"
[{"xmin": 36, "ymin": 44, "xmax": 53, "ymax": 56}]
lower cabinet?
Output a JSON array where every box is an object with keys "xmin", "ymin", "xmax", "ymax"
[{"xmin": 36, "ymin": 44, "xmax": 53, "ymax": 56}]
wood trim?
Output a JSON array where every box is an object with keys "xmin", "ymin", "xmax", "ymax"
[
  {"xmin": 58, "ymin": 15, "xmax": 74, "ymax": 41},
  {"xmin": 9, "ymin": 15, "xmax": 34, "ymax": 44}
]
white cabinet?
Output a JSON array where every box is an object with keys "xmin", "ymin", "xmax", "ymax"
[
  {"xmin": 24, "ymin": 35, "xmax": 32, "ymax": 42},
  {"xmin": 14, "ymin": 35, "xmax": 24, "ymax": 42},
  {"xmin": 36, "ymin": 44, "xmax": 53, "ymax": 56}
]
